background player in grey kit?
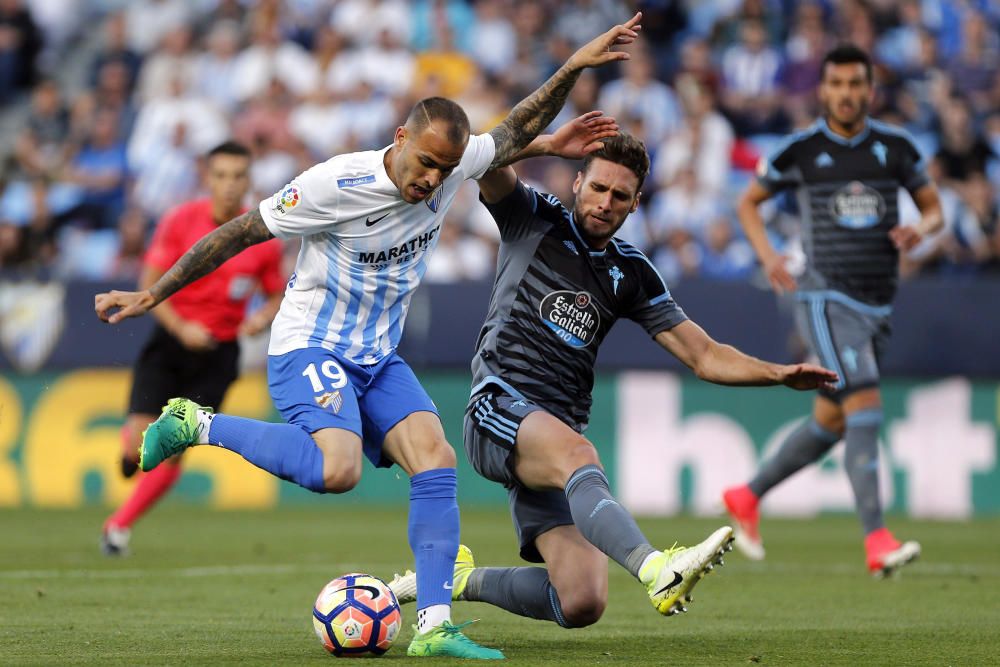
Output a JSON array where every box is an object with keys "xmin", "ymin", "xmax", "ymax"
[
  {"xmin": 390, "ymin": 129, "xmax": 838, "ymax": 627},
  {"xmin": 722, "ymin": 44, "xmax": 944, "ymax": 577}
]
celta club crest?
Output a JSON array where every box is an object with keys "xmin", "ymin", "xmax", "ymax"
[
  {"xmin": 841, "ymin": 346, "xmax": 859, "ymax": 373},
  {"xmin": 425, "ymin": 184, "xmax": 444, "ymax": 212},
  {"xmin": 871, "ymin": 141, "xmax": 887, "ymax": 167},
  {"xmin": 608, "ymin": 265, "xmax": 624, "ymax": 295}
]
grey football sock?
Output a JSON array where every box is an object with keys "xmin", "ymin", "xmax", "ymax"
[
  {"xmin": 564, "ymin": 465, "xmax": 655, "ymax": 578},
  {"xmin": 463, "ymin": 567, "xmax": 573, "ymax": 627},
  {"xmin": 844, "ymin": 409, "xmax": 885, "ymax": 534},
  {"xmin": 748, "ymin": 419, "xmax": 841, "ymax": 498}
]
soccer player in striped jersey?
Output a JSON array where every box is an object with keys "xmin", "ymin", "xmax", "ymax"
[
  {"xmin": 389, "ymin": 131, "xmax": 837, "ymax": 627},
  {"xmin": 95, "ymin": 14, "xmax": 643, "ymax": 659},
  {"xmin": 722, "ymin": 45, "xmax": 944, "ymax": 577}
]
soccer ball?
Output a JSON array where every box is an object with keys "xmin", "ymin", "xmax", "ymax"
[{"xmin": 312, "ymin": 573, "xmax": 402, "ymax": 657}]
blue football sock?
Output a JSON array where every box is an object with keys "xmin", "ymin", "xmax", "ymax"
[
  {"xmin": 208, "ymin": 415, "xmax": 326, "ymax": 493},
  {"xmin": 408, "ymin": 468, "xmax": 459, "ymax": 610}
]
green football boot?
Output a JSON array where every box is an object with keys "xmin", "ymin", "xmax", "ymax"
[
  {"xmin": 406, "ymin": 621, "xmax": 504, "ymax": 660},
  {"xmin": 139, "ymin": 398, "xmax": 209, "ymax": 472}
]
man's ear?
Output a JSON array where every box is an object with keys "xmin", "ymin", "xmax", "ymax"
[{"xmin": 630, "ymin": 191, "xmax": 641, "ymax": 213}]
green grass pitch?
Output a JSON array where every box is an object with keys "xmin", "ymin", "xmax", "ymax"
[{"xmin": 1, "ymin": 506, "xmax": 998, "ymax": 665}]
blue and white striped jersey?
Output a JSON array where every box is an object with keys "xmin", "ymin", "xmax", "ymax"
[{"xmin": 260, "ymin": 134, "xmax": 495, "ymax": 364}]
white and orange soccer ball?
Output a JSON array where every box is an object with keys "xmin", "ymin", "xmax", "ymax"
[{"xmin": 312, "ymin": 573, "xmax": 402, "ymax": 657}]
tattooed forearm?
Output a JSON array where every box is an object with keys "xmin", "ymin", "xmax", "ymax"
[
  {"xmin": 489, "ymin": 63, "xmax": 581, "ymax": 169},
  {"xmin": 149, "ymin": 209, "xmax": 273, "ymax": 304}
]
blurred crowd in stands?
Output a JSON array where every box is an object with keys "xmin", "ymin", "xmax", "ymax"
[{"xmin": 1, "ymin": 0, "xmax": 998, "ymax": 285}]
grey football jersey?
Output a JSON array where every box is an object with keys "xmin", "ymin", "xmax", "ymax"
[
  {"xmin": 759, "ymin": 118, "xmax": 930, "ymax": 305},
  {"xmin": 471, "ymin": 181, "xmax": 687, "ymax": 431}
]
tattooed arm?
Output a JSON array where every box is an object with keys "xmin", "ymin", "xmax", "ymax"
[
  {"xmin": 149, "ymin": 209, "xmax": 273, "ymax": 303},
  {"xmin": 95, "ymin": 209, "xmax": 274, "ymax": 324},
  {"xmin": 488, "ymin": 12, "xmax": 641, "ymax": 169},
  {"xmin": 479, "ymin": 111, "xmax": 619, "ymax": 203}
]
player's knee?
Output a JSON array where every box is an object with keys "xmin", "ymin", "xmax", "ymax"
[
  {"xmin": 558, "ymin": 588, "xmax": 606, "ymax": 628},
  {"xmin": 827, "ymin": 417, "xmax": 846, "ymax": 436},
  {"xmin": 810, "ymin": 415, "xmax": 844, "ymax": 440},
  {"xmin": 323, "ymin": 461, "xmax": 362, "ymax": 493},
  {"xmin": 413, "ymin": 436, "xmax": 457, "ymax": 472},
  {"xmin": 563, "ymin": 440, "xmax": 600, "ymax": 477}
]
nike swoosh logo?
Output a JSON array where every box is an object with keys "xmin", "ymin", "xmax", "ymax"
[
  {"xmin": 653, "ymin": 571, "xmax": 683, "ymax": 596},
  {"xmin": 341, "ymin": 584, "xmax": 381, "ymax": 598},
  {"xmin": 365, "ymin": 213, "xmax": 389, "ymax": 227},
  {"xmin": 443, "ymin": 581, "xmax": 453, "ymax": 590}
]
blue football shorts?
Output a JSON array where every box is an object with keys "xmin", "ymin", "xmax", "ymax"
[{"xmin": 267, "ymin": 348, "xmax": 438, "ymax": 468}]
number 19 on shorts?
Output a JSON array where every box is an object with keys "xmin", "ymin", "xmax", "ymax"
[{"xmin": 302, "ymin": 361, "xmax": 348, "ymax": 393}]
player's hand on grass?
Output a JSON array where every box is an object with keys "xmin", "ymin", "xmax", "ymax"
[
  {"xmin": 175, "ymin": 321, "xmax": 217, "ymax": 351},
  {"xmin": 95, "ymin": 289, "xmax": 156, "ymax": 324},
  {"xmin": 889, "ymin": 225, "xmax": 923, "ymax": 252},
  {"xmin": 763, "ymin": 253, "xmax": 797, "ymax": 294},
  {"xmin": 778, "ymin": 363, "xmax": 839, "ymax": 391},
  {"xmin": 567, "ymin": 12, "xmax": 642, "ymax": 71},
  {"xmin": 548, "ymin": 111, "xmax": 619, "ymax": 159}
]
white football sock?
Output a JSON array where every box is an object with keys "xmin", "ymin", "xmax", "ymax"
[
  {"xmin": 638, "ymin": 550, "xmax": 663, "ymax": 584},
  {"xmin": 417, "ymin": 604, "xmax": 451, "ymax": 633},
  {"xmin": 196, "ymin": 410, "xmax": 213, "ymax": 445}
]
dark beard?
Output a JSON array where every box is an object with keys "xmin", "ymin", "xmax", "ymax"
[
  {"xmin": 824, "ymin": 100, "xmax": 869, "ymax": 132},
  {"xmin": 572, "ymin": 203, "xmax": 625, "ymax": 249}
]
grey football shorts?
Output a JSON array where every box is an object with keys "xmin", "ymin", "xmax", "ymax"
[
  {"xmin": 464, "ymin": 388, "xmax": 575, "ymax": 563},
  {"xmin": 795, "ymin": 291, "xmax": 892, "ymax": 400}
]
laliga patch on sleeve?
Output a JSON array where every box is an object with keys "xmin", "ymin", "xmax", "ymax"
[{"xmin": 271, "ymin": 184, "xmax": 301, "ymax": 216}]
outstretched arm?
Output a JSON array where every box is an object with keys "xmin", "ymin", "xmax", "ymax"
[
  {"xmin": 655, "ymin": 320, "xmax": 838, "ymax": 390},
  {"xmin": 479, "ymin": 111, "xmax": 619, "ymax": 203},
  {"xmin": 487, "ymin": 12, "xmax": 641, "ymax": 170},
  {"xmin": 95, "ymin": 209, "xmax": 274, "ymax": 324}
]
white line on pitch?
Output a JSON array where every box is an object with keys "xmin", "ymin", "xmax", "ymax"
[
  {"xmin": 735, "ymin": 561, "xmax": 1000, "ymax": 576},
  {"xmin": 1, "ymin": 561, "xmax": 998, "ymax": 581},
  {"xmin": 0, "ymin": 562, "xmax": 397, "ymax": 580}
]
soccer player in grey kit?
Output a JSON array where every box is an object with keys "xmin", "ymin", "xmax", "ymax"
[
  {"xmin": 390, "ymin": 125, "xmax": 837, "ymax": 628},
  {"xmin": 722, "ymin": 45, "xmax": 944, "ymax": 576}
]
